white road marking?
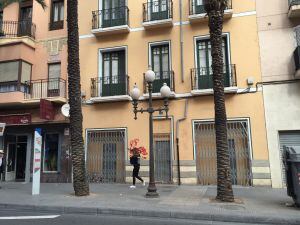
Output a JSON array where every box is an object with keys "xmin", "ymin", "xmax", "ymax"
[{"xmin": 0, "ymin": 215, "xmax": 60, "ymax": 220}]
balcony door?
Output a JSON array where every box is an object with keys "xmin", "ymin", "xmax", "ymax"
[
  {"xmin": 151, "ymin": 44, "xmax": 170, "ymax": 93},
  {"xmin": 102, "ymin": 0, "xmax": 126, "ymax": 28},
  {"xmin": 102, "ymin": 50, "xmax": 126, "ymax": 96},
  {"xmin": 19, "ymin": 2, "xmax": 33, "ymax": 37},
  {"xmin": 196, "ymin": 38, "xmax": 229, "ymax": 89},
  {"xmin": 150, "ymin": 0, "xmax": 168, "ymax": 21},
  {"xmin": 194, "ymin": 0, "xmax": 204, "ymax": 14}
]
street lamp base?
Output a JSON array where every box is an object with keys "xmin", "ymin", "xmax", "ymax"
[{"xmin": 145, "ymin": 191, "xmax": 159, "ymax": 198}]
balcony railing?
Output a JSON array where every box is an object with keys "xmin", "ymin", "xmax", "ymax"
[
  {"xmin": 24, "ymin": 78, "xmax": 67, "ymax": 100},
  {"xmin": 189, "ymin": 0, "xmax": 232, "ymax": 15},
  {"xmin": 92, "ymin": 6, "xmax": 129, "ymax": 29},
  {"xmin": 289, "ymin": 0, "xmax": 300, "ymax": 7},
  {"xmin": 144, "ymin": 70, "xmax": 175, "ymax": 94},
  {"xmin": 0, "ymin": 20, "xmax": 36, "ymax": 39},
  {"xmin": 143, "ymin": 0, "xmax": 173, "ymax": 22},
  {"xmin": 191, "ymin": 64, "xmax": 237, "ymax": 90},
  {"xmin": 91, "ymin": 75, "xmax": 129, "ymax": 98}
]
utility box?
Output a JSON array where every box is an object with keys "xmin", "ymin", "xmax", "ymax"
[{"xmin": 283, "ymin": 146, "xmax": 300, "ymax": 207}]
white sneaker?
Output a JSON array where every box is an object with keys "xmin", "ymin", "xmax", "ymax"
[
  {"xmin": 130, "ymin": 185, "xmax": 136, "ymax": 189},
  {"xmin": 143, "ymin": 181, "xmax": 146, "ymax": 186}
]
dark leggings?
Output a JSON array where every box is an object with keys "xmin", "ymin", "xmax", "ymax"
[{"xmin": 132, "ymin": 164, "xmax": 143, "ymax": 185}]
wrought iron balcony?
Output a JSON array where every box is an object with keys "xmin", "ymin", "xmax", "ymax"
[
  {"xmin": 24, "ymin": 78, "xmax": 67, "ymax": 100},
  {"xmin": 289, "ymin": 0, "xmax": 300, "ymax": 18},
  {"xmin": 0, "ymin": 20, "xmax": 36, "ymax": 39},
  {"xmin": 91, "ymin": 75, "xmax": 129, "ymax": 98},
  {"xmin": 191, "ymin": 65, "xmax": 237, "ymax": 91},
  {"xmin": 143, "ymin": 0, "xmax": 173, "ymax": 23},
  {"xmin": 144, "ymin": 71, "xmax": 175, "ymax": 94},
  {"xmin": 188, "ymin": 0, "xmax": 232, "ymax": 22},
  {"xmin": 92, "ymin": 6, "xmax": 129, "ymax": 29},
  {"xmin": 189, "ymin": 0, "xmax": 232, "ymax": 15}
]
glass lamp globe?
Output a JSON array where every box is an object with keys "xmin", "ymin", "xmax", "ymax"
[
  {"xmin": 130, "ymin": 84, "xmax": 141, "ymax": 100},
  {"xmin": 145, "ymin": 70, "xmax": 156, "ymax": 83},
  {"xmin": 160, "ymin": 83, "xmax": 171, "ymax": 98}
]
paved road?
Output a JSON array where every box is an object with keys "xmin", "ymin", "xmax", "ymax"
[{"xmin": 0, "ymin": 209, "xmax": 272, "ymax": 225}]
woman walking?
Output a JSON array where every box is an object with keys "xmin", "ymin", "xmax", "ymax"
[{"xmin": 130, "ymin": 149, "xmax": 145, "ymax": 189}]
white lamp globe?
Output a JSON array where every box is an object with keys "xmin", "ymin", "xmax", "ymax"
[
  {"xmin": 145, "ymin": 70, "xmax": 156, "ymax": 83},
  {"xmin": 130, "ymin": 84, "xmax": 141, "ymax": 100},
  {"xmin": 160, "ymin": 83, "xmax": 171, "ymax": 98}
]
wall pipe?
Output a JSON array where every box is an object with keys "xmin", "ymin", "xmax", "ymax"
[
  {"xmin": 179, "ymin": 0, "xmax": 184, "ymax": 83},
  {"xmin": 175, "ymin": 99, "xmax": 188, "ymax": 185}
]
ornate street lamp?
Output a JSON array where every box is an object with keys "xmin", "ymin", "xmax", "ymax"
[{"xmin": 130, "ymin": 69, "xmax": 171, "ymax": 198}]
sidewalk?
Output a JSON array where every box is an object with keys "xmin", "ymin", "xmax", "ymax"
[{"xmin": 0, "ymin": 182, "xmax": 299, "ymax": 224}]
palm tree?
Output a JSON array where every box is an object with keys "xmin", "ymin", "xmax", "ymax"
[
  {"xmin": 204, "ymin": 0, "xmax": 234, "ymax": 202},
  {"xmin": 1, "ymin": 0, "xmax": 89, "ymax": 196},
  {"xmin": 67, "ymin": 0, "xmax": 89, "ymax": 196}
]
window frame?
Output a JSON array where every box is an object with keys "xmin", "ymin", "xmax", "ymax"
[
  {"xmin": 0, "ymin": 59, "xmax": 32, "ymax": 92},
  {"xmin": 49, "ymin": 0, "xmax": 64, "ymax": 31},
  {"xmin": 42, "ymin": 132, "xmax": 61, "ymax": 173}
]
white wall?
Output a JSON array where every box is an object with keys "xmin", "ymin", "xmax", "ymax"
[{"xmin": 263, "ymin": 83, "xmax": 300, "ymax": 188}]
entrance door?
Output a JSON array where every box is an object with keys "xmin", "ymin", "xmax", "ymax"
[
  {"xmin": 6, "ymin": 143, "xmax": 16, "ymax": 181},
  {"xmin": 196, "ymin": 38, "xmax": 229, "ymax": 89},
  {"xmin": 102, "ymin": 143, "xmax": 117, "ymax": 183},
  {"xmin": 154, "ymin": 135, "xmax": 171, "ymax": 183},
  {"xmin": 16, "ymin": 143, "xmax": 27, "ymax": 180},
  {"xmin": 102, "ymin": 50, "xmax": 126, "ymax": 97},
  {"xmin": 86, "ymin": 129, "xmax": 126, "ymax": 183},
  {"xmin": 150, "ymin": 0, "xmax": 168, "ymax": 21},
  {"xmin": 102, "ymin": 0, "xmax": 126, "ymax": 28},
  {"xmin": 151, "ymin": 44, "xmax": 170, "ymax": 93},
  {"xmin": 19, "ymin": 5, "xmax": 33, "ymax": 36}
]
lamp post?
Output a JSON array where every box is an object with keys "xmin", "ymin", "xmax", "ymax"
[{"xmin": 130, "ymin": 69, "xmax": 171, "ymax": 198}]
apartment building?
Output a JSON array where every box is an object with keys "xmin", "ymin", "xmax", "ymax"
[
  {"xmin": 0, "ymin": 0, "xmax": 71, "ymax": 183},
  {"xmin": 257, "ymin": 0, "xmax": 300, "ymax": 188},
  {"xmin": 79, "ymin": 0, "xmax": 271, "ymax": 186}
]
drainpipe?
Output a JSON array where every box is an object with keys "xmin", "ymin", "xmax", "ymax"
[
  {"xmin": 176, "ymin": 99, "xmax": 188, "ymax": 185},
  {"xmin": 179, "ymin": 0, "xmax": 184, "ymax": 83}
]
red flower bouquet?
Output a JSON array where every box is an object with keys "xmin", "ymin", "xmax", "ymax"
[{"xmin": 129, "ymin": 139, "xmax": 148, "ymax": 159}]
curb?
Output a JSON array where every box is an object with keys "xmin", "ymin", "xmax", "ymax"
[{"xmin": 0, "ymin": 203, "xmax": 299, "ymax": 225}]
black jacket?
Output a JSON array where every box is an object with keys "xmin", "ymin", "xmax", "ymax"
[{"xmin": 130, "ymin": 155, "xmax": 140, "ymax": 165}]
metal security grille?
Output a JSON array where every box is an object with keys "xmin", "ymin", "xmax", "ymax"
[
  {"xmin": 194, "ymin": 120, "xmax": 251, "ymax": 186},
  {"xmin": 279, "ymin": 131, "xmax": 300, "ymax": 186},
  {"xmin": 86, "ymin": 130, "xmax": 125, "ymax": 183},
  {"xmin": 154, "ymin": 133, "xmax": 172, "ymax": 183}
]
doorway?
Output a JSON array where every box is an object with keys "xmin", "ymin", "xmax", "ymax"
[{"xmin": 5, "ymin": 135, "xmax": 28, "ymax": 181}]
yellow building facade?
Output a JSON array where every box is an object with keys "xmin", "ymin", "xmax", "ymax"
[{"xmin": 79, "ymin": 0, "xmax": 270, "ymax": 186}]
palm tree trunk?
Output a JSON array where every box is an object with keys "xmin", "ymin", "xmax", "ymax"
[
  {"xmin": 204, "ymin": 0, "xmax": 234, "ymax": 202},
  {"xmin": 67, "ymin": 0, "xmax": 89, "ymax": 196}
]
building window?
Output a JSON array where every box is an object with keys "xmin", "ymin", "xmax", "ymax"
[
  {"xmin": 0, "ymin": 60, "xmax": 32, "ymax": 93},
  {"xmin": 50, "ymin": 0, "xmax": 64, "ymax": 30},
  {"xmin": 43, "ymin": 133, "xmax": 59, "ymax": 172},
  {"xmin": 0, "ymin": 11, "xmax": 3, "ymax": 35},
  {"xmin": 48, "ymin": 63, "xmax": 61, "ymax": 96},
  {"xmin": 150, "ymin": 42, "xmax": 171, "ymax": 93},
  {"xmin": 195, "ymin": 36, "xmax": 230, "ymax": 89}
]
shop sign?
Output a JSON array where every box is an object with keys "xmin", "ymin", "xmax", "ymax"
[
  {"xmin": 0, "ymin": 114, "xmax": 31, "ymax": 125},
  {"xmin": 32, "ymin": 128, "xmax": 42, "ymax": 195},
  {"xmin": 40, "ymin": 99, "xmax": 55, "ymax": 120}
]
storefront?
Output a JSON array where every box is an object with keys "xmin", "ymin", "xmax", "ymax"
[{"xmin": 0, "ymin": 106, "xmax": 71, "ymax": 183}]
